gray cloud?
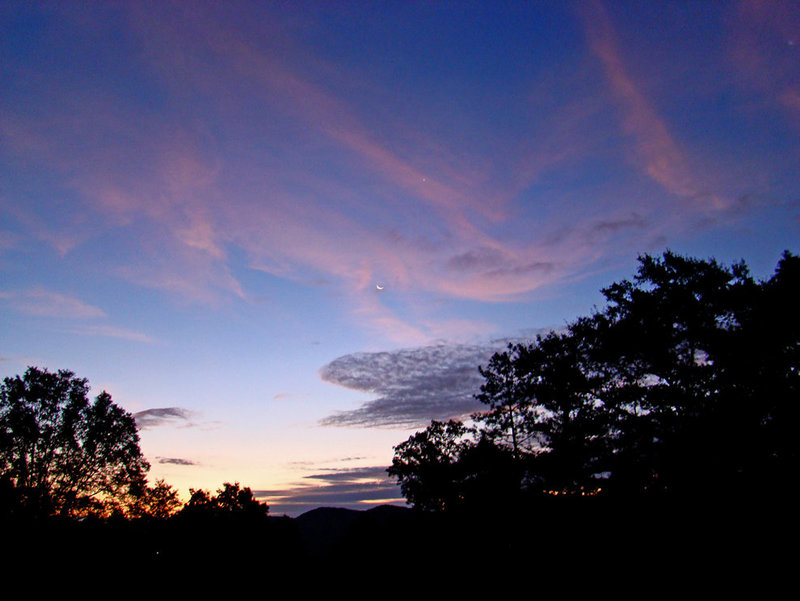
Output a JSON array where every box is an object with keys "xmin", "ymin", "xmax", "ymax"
[
  {"xmin": 155, "ymin": 456, "xmax": 198, "ymax": 466},
  {"xmin": 447, "ymin": 247, "xmax": 508, "ymax": 271},
  {"xmin": 589, "ymin": 212, "xmax": 648, "ymax": 235},
  {"xmin": 447, "ymin": 247, "xmax": 555, "ymax": 279},
  {"xmin": 319, "ymin": 342, "xmax": 511, "ymax": 428},
  {"xmin": 486, "ymin": 261, "xmax": 554, "ymax": 279},
  {"xmin": 133, "ymin": 407, "xmax": 191, "ymax": 429},
  {"xmin": 303, "ymin": 466, "xmax": 390, "ymax": 482},
  {"xmin": 257, "ymin": 466, "xmax": 403, "ymax": 517},
  {"xmin": 542, "ymin": 213, "xmax": 651, "ymax": 249},
  {"xmin": 686, "ymin": 193, "xmax": 795, "ymax": 232}
]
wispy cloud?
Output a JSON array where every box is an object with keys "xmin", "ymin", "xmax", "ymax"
[
  {"xmin": 1, "ymin": 1, "xmax": 606, "ymax": 326},
  {"xmin": 730, "ymin": 0, "xmax": 800, "ymax": 129},
  {"xmin": 580, "ymin": 1, "xmax": 703, "ymax": 202},
  {"xmin": 287, "ymin": 456, "xmax": 368, "ymax": 467},
  {"xmin": 155, "ymin": 456, "xmax": 198, "ymax": 466},
  {"xmin": 258, "ymin": 466, "xmax": 403, "ymax": 516},
  {"xmin": 69, "ymin": 324, "xmax": 156, "ymax": 344},
  {"xmin": 0, "ymin": 288, "xmax": 154, "ymax": 342},
  {"xmin": 119, "ymin": 2, "xmax": 617, "ymax": 313},
  {"xmin": 303, "ymin": 466, "xmax": 393, "ymax": 483},
  {"xmin": 0, "ymin": 288, "xmax": 106, "ymax": 319},
  {"xmin": 3, "ymin": 1, "xmax": 789, "ymax": 347},
  {"xmin": 0, "ymin": 229, "xmax": 20, "ymax": 252},
  {"xmin": 133, "ymin": 407, "xmax": 193, "ymax": 429},
  {"xmin": 587, "ymin": 212, "xmax": 649, "ymax": 239}
]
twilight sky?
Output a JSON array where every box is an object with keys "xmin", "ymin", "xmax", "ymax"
[{"xmin": 1, "ymin": 1, "xmax": 798, "ymax": 516}]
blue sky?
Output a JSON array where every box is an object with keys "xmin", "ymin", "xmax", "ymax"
[{"xmin": 1, "ymin": 1, "xmax": 798, "ymax": 516}]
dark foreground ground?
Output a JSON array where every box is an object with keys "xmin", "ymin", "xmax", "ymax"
[{"xmin": 2, "ymin": 496, "xmax": 795, "ymax": 585}]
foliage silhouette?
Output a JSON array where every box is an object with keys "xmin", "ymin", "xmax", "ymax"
[
  {"xmin": 125, "ymin": 478, "xmax": 182, "ymax": 519},
  {"xmin": 387, "ymin": 420, "xmax": 473, "ymax": 512},
  {"xmin": 389, "ymin": 250, "xmax": 799, "ymax": 509},
  {"xmin": 181, "ymin": 481, "xmax": 268, "ymax": 518},
  {"xmin": 0, "ymin": 367, "xmax": 150, "ymax": 516}
]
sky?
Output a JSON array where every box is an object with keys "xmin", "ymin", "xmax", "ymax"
[{"xmin": 1, "ymin": 0, "xmax": 798, "ymax": 516}]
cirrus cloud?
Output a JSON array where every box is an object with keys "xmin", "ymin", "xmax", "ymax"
[{"xmin": 0, "ymin": 288, "xmax": 106, "ymax": 319}]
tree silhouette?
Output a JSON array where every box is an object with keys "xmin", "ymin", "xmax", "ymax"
[
  {"xmin": 0, "ymin": 367, "xmax": 149, "ymax": 516},
  {"xmin": 389, "ymin": 251, "xmax": 799, "ymax": 509},
  {"xmin": 387, "ymin": 420, "xmax": 474, "ymax": 512},
  {"xmin": 180, "ymin": 481, "xmax": 268, "ymax": 517},
  {"xmin": 125, "ymin": 478, "xmax": 182, "ymax": 518},
  {"xmin": 476, "ymin": 345, "xmax": 541, "ymax": 459}
]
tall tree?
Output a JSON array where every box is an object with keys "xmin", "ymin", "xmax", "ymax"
[
  {"xmin": 0, "ymin": 367, "xmax": 150, "ymax": 515},
  {"xmin": 475, "ymin": 329, "xmax": 610, "ymax": 493},
  {"xmin": 707, "ymin": 250, "xmax": 800, "ymax": 493},
  {"xmin": 389, "ymin": 251, "xmax": 799, "ymax": 509},
  {"xmin": 387, "ymin": 420, "xmax": 474, "ymax": 512},
  {"xmin": 475, "ymin": 345, "xmax": 540, "ymax": 459},
  {"xmin": 596, "ymin": 251, "xmax": 757, "ymax": 494}
]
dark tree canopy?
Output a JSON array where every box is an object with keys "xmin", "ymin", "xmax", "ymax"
[
  {"xmin": 387, "ymin": 420, "xmax": 473, "ymax": 512},
  {"xmin": 181, "ymin": 481, "xmax": 268, "ymax": 518},
  {"xmin": 0, "ymin": 367, "xmax": 150, "ymax": 516},
  {"xmin": 126, "ymin": 478, "xmax": 182, "ymax": 519},
  {"xmin": 389, "ymin": 251, "xmax": 799, "ymax": 510}
]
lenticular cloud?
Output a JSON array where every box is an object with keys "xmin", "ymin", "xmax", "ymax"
[{"xmin": 318, "ymin": 343, "xmax": 504, "ymax": 428}]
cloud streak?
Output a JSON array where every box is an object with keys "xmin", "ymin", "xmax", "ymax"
[
  {"xmin": 133, "ymin": 407, "xmax": 192, "ymax": 429},
  {"xmin": 1, "ymin": 1, "xmax": 639, "ymax": 345},
  {"xmin": 258, "ymin": 466, "xmax": 403, "ymax": 516},
  {"xmin": 580, "ymin": 1, "xmax": 702, "ymax": 202},
  {"xmin": 69, "ymin": 324, "xmax": 156, "ymax": 344},
  {"xmin": 2, "ymin": 2, "xmax": 794, "ymax": 348},
  {"xmin": 155, "ymin": 456, "xmax": 198, "ymax": 466},
  {"xmin": 730, "ymin": 0, "xmax": 800, "ymax": 130},
  {"xmin": 93, "ymin": 3, "xmax": 649, "ymax": 316},
  {"xmin": 0, "ymin": 289, "xmax": 153, "ymax": 343},
  {"xmin": 0, "ymin": 289, "xmax": 106, "ymax": 319}
]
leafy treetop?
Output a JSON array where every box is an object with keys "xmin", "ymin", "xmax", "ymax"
[
  {"xmin": 0, "ymin": 367, "xmax": 150, "ymax": 516},
  {"xmin": 389, "ymin": 251, "xmax": 799, "ymax": 510}
]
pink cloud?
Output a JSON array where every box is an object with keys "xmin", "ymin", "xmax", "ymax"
[
  {"xmin": 123, "ymin": 4, "xmax": 623, "ymax": 307},
  {"xmin": 1, "ymin": 3, "xmax": 695, "ymax": 342},
  {"xmin": 0, "ymin": 229, "xmax": 19, "ymax": 252},
  {"xmin": 0, "ymin": 288, "xmax": 106, "ymax": 319},
  {"xmin": 70, "ymin": 324, "xmax": 156, "ymax": 344},
  {"xmin": 4, "ymin": 89, "xmax": 238, "ymax": 302},
  {"xmin": 127, "ymin": 4, "xmax": 507, "ymax": 243},
  {"xmin": 730, "ymin": 0, "xmax": 800, "ymax": 129},
  {"xmin": 780, "ymin": 89, "xmax": 800, "ymax": 122},
  {"xmin": 579, "ymin": 1, "xmax": 719, "ymax": 205}
]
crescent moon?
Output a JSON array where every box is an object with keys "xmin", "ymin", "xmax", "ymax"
[{"xmin": 376, "ymin": 285, "xmax": 384, "ymax": 290}]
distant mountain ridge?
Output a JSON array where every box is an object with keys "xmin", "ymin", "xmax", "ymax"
[{"xmin": 292, "ymin": 504, "xmax": 413, "ymax": 557}]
